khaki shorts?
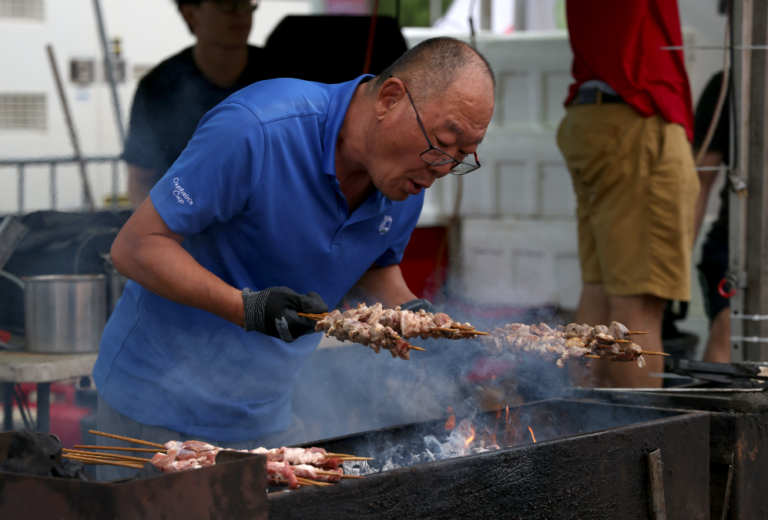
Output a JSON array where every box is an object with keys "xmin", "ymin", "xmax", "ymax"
[{"xmin": 557, "ymin": 103, "xmax": 699, "ymax": 302}]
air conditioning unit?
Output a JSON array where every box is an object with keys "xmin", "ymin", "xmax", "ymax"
[{"xmin": 70, "ymin": 59, "xmax": 95, "ymax": 85}]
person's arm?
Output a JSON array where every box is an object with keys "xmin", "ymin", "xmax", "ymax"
[
  {"xmin": 353, "ymin": 264, "xmax": 418, "ymax": 309},
  {"xmin": 127, "ymin": 164, "xmax": 157, "ymax": 209},
  {"xmin": 111, "ymin": 197, "xmax": 245, "ymax": 327},
  {"xmin": 693, "ymin": 150, "xmax": 724, "ymax": 239}
]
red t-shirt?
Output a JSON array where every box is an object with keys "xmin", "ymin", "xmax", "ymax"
[{"xmin": 564, "ymin": 0, "xmax": 694, "ymax": 141}]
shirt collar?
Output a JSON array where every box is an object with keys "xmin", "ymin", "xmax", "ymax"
[{"xmin": 322, "ymin": 74, "xmax": 373, "ymax": 178}]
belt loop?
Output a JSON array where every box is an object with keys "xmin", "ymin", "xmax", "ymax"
[{"xmin": 596, "ymin": 90, "xmax": 603, "ymax": 105}]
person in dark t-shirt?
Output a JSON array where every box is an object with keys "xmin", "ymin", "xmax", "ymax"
[
  {"xmin": 124, "ymin": 0, "xmax": 274, "ymax": 207},
  {"xmin": 693, "ymin": 71, "xmax": 730, "ymax": 363}
]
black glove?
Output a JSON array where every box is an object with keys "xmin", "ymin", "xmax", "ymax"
[
  {"xmin": 400, "ymin": 298, "xmax": 439, "ymax": 314},
  {"xmin": 242, "ymin": 287, "xmax": 328, "ymax": 342}
]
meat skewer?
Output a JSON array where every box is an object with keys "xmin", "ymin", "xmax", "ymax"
[
  {"xmin": 483, "ymin": 321, "xmax": 667, "ymax": 368},
  {"xmin": 304, "ymin": 303, "xmax": 489, "ymax": 339},
  {"xmin": 305, "ymin": 303, "xmax": 490, "ymax": 360}
]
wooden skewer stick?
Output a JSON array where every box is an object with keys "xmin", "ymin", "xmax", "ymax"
[
  {"xmin": 452, "ymin": 324, "xmax": 474, "ymax": 330},
  {"xmin": 63, "ymin": 449, "xmax": 151, "ymax": 463},
  {"xmin": 297, "ymin": 312, "xmax": 329, "ymax": 320},
  {"xmin": 341, "ymin": 474, "xmax": 365, "ymax": 479},
  {"xmin": 296, "ymin": 476, "xmax": 332, "ymax": 487},
  {"xmin": 88, "ymin": 430, "xmax": 166, "ymax": 449},
  {"xmin": 584, "ymin": 355, "xmax": 600, "ymax": 359},
  {"xmin": 469, "ymin": 331, "xmax": 490, "ymax": 336},
  {"xmin": 613, "ymin": 339, "xmax": 631, "ymax": 343},
  {"xmin": 73, "ymin": 445, "xmax": 166, "ymax": 454},
  {"xmin": 64, "ymin": 454, "xmax": 145, "ymax": 469},
  {"xmin": 639, "ymin": 351, "xmax": 670, "ymax": 356},
  {"xmin": 335, "ymin": 456, "xmax": 373, "ymax": 461},
  {"xmin": 626, "ymin": 331, "xmax": 649, "ymax": 335},
  {"xmin": 409, "ymin": 345, "xmax": 426, "ymax": 352}
]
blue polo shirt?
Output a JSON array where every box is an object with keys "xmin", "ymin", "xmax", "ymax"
[{"xmin": 93, "ymin": 76, "xmax": 424, "ymax": 442}]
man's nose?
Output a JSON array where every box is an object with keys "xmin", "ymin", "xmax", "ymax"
[{"xmin": 429, "ymin": 163, "xmax": 453, "ymax": 179}]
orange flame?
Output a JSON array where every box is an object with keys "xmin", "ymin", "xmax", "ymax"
[
  {"xmin": 444, "ymin": 407, "xmax": 456, "ymax": 430},
  {"xmin": 464, "ymin": 426, "xmax": 476, "ymax": 449},
  {"xmin": 528, "ymin": 426, "xmax": 537, "ymax": 443},
  {"xmin": 495, "ymin": 409, "xmax": 501, "ymax": 420},
  {"xmin": 506, "ymin": 406, "xmax": 509, "ymax": 422}
]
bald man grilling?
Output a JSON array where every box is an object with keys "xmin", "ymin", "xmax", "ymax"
[{"xmin": 93, "ymin": 37, "xmax": 495, "ymax": 479}]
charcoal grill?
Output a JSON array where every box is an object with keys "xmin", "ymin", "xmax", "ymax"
[
  {"xmin": 572, "ymin": 385, "xmax": 768, "ymax": 520},
  {"xmin": 0, "ymin": 432, "xmax": 268, "ymax": 520},
  {"xmin": 269, "ymin": 398, "xmax": 709, "ymax": 520}
]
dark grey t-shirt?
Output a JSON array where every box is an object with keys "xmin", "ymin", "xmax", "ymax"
[{"xmin": 123, "ymin": 45, "xmax": 274, "ymax": 186}]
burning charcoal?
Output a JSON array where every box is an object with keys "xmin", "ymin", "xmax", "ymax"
[
  {"xmin": 0, "ymin": 430, "xmax": 60, "ymax": 476},
  {"xmin": 51, "ymin": 458, "xmax": 97, "ymax": 482}
]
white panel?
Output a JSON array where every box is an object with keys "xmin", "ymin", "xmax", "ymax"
[
  {"xmin": 461, "ymin": 165, "xmax": 497, "ymax": 215},
  {"xmin": 500, "ymin": 72, "xmax": 532, "ymax": 127},
  {"xmin": 499, "ymin": 161, "xmax": 536, "ymax": 216},
  {"xmin": 543, "ymin": 72, "xmax": 571, "ymax": 128},
  {"xmin": 540, "ymin": 163, "xmax": 576, "ymax": 217},
  {"xmin": 554, "ymin": 253, "xmax": 581, "ymax": 310},
  {"xmin": 510, "ymin": 248, "xmax": 555, "ymax": 304}
]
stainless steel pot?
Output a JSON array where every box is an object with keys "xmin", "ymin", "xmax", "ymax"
[{"xmin": 24, "ymin": 274, "xmax": 106, "ymax": 353}]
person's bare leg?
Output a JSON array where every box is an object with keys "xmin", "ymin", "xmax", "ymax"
[
  {"xmin": 568, "ymin": 283, "xmax": 610, "ymax": 387},
  {"xmin": 703, "ymin": 307, "xmax": 730, "ymax": 363},
  {"xmin": 597, "ymin": 294, "xmax": 667, "ymax": 388}
]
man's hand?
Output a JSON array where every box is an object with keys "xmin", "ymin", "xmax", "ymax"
[
  {"xmin": 400, "ymin": 298, "xmax": 439, "ymax": 314},
  {"xmin": 243, "ymin": 287, "xmax": 328, "ymax": 342}
]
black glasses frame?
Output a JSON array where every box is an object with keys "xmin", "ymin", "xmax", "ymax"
[
  {"xmin": 397, "ymin": 79, "xmax": 481, "ymax": 176},
  {"xmin": 210, "ymin": 0, "xmax": 259, "ymax": 14}
]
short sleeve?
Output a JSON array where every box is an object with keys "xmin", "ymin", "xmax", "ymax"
[
  {"xmin": 374, "ymin": 195, "xmax": 424, "ymax": 267},
  {"xmin": 693, "ymin": 72, "xmax": 729, "ymax": 154},
  {"xmin": 149, "ymin": 102, "xmax": 265, "ymax": 237},
  {"xmin": 123, "ymin": 80, "xmax": 164, "ymax": 171}
]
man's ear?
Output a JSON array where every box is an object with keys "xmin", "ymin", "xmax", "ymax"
[
  {"xmin": 180, "ymin": 4, "xmax": 198, "ymax": 34},
  {"xmin": 374, "ymin": 78, "xmax": 406, "ymax": 121}
]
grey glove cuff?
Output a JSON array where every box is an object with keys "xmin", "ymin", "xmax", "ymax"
[{"xmin": 243, "ymin": 288, "xmax": 270, "ymax": 333}]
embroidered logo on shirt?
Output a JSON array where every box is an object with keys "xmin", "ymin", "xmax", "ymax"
[
  {"xmin": 379, "ymin": 215, "xmax": 393, "ymax": 234},
  {"xmin": 172, "ymin": 178, "xmax": 194, "ymax": 205}
]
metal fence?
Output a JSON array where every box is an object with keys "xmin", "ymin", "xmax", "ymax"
[{"xmin": 0, "ymin": 154, "xmax": 123, "ymax": 215}]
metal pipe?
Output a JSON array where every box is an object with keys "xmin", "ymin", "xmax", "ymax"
[
  {"xmin": 36, "ymin": 383, "xmax": 50, "ymax": 433},
  {"xmin": 92, "ymin": 0, "xmax": 126, "ymax": 147},
  {"xmin": 49, "ymin": 162, "xmax": 57, "ymax": 209},
  {"xmin": 17, "ymin": 164, "xmax": 24, "ymax": 216},
  {"xmin": 3, "ymin": 383, "xmax": 12, "ymax": 431},
  {"xmin": 46, "ymin": 44, "xmax": 95, "ymax": 212},
  {"xmin": 111, "ymin": 159, "xmax": 118, "ymax": 210}
]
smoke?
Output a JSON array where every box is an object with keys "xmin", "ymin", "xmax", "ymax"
[{"xmin": 291, "ymin": 287, "xmax": 583, "ymax": 446}]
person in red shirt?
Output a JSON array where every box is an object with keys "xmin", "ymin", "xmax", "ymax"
[{"xmin": 557, "ymin": 0, "xmax": 699, "ymax": 388}]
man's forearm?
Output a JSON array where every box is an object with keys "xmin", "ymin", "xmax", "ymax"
[
  {"xmin": 353, "ymin": 264, "xmax": 417, "ymax": 309},
  {"xmin": 111, "ymin": 200, "xmax": 245, "ymax": 327}
]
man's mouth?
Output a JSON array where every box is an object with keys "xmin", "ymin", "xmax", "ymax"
[{"xmin": 407, "ymin": 179, "xmax": 425, "ymax": 195}]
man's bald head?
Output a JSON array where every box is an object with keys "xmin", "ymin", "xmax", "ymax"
[{"xmin": 371, "ymin": 37, "xmax": 495, "ymax": 103}]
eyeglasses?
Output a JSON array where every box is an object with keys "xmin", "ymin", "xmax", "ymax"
[
  {"xmin": 209, "ymin": 0, "xmax": 259, "ymax": 14},
  {"xmin": 397, "ymin": 79, "xmax": 481, "ymax": 176}
]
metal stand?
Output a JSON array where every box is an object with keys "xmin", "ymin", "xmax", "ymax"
[
  {"xmin": 36, "ymin": 383, "xmax": 50, "ymax": 434},
  {"xmin": 3, "ymin": 383, "xmax": 12, "ymax": 431},
  {"xmin": 729, "ymin": 0, "xmax": 768, "ymax": 362}
]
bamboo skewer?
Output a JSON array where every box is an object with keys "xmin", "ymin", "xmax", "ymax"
[
  {"xmin": 63, "ymin": 449, "xmax": 151, "ymax": 464},
  {"xmin": 640, "ymin": 351, "xmax": 669, "ymax": 356},
  {"xmin": 63, "ymin": 454, "xmax": 145, "ymax": 469},
  {"xmin": 89, "ymin": 430, "xmax": 166, "ymax": 449},
  {"xmin": 299, "ymin": 312, "xmax": 488, "ymax": 338},
  {"xmin": 74, "ymin": 445, "xmax": 166, "ymax": 454},
  {"xmin": 627, "ymin": 331, "xmax": 649, "ymax": 335}
]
